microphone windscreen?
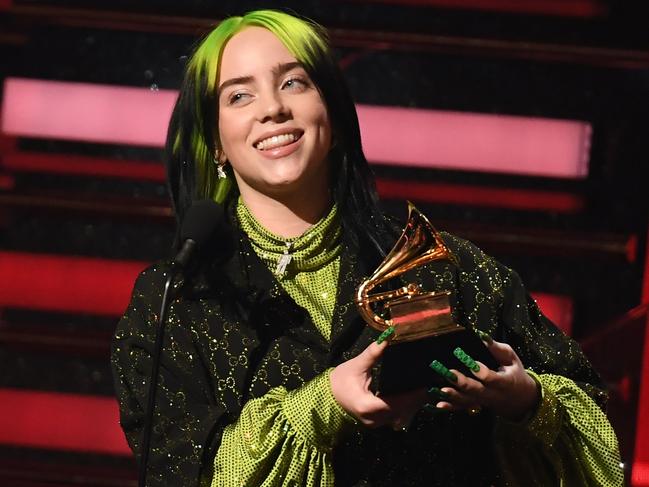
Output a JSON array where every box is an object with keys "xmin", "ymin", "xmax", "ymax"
[{"xmin": 180, "ymin": 200, "xmax": 225, "ymax": 247}]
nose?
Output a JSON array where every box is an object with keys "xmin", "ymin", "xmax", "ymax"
[{"xmin": 257, "ymin": 89, "xmax": 290, "ymax": 123}]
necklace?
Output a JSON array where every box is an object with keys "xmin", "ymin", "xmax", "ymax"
[
  {"xmin": 275, "ymin": 241, "xmax": 293, "ymax": 276},
  {"xmin": 236, "ymin": 198, "xmax": 341, "ymax": 279}
]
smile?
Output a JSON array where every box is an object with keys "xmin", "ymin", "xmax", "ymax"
[{"xmin": 254, "ymin": 130, "xmax": 303, "ymax": 151}]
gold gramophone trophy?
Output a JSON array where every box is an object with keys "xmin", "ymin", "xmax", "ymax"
[{"xmin": 356, "ymin": 202, "xmax": 497, "ymax": 394}]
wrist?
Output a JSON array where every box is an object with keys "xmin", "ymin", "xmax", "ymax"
[{"xmin": 501, "ymin": 372, "xmax": 541, "ymax": 422}]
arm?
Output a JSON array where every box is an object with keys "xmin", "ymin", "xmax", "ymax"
[
  {"xmin": 494, "ymin": 371, "xmax": 623, "ymax": 486},
  {"xmin": 111, "ymin": 264, "xmax": 229, "ymax": 486},
  {"xmin": 212, "ymin": 370, "xmax": 353, "ymax": 487},
  {"xmin": 437, "ymin": 234, "xmax": 623, "ymax": 485}
]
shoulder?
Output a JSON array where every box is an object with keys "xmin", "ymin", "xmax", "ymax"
[
  {"xmin": 129, "ymin": 260, "xmax": 175, "ymax": 297},
  {"xmin": 439, "ymin": 232, "xmax": 501, "ymax": 274}
]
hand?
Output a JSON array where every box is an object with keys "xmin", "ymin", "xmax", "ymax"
[
  {"xmin": 429, "ymin": 336, "xmax": 541, "ymax": 421},
  {"xmin": 330, "ymin": 340, "xmax": 427, "ymax": 429}
]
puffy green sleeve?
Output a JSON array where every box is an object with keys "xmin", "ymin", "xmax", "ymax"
[
  {"xmin": 494, "ymin": 371, "xmax": 624, "ymax": 486},
  {"xmin": 211, "ymin": 369, "xmax": 355, "ymax": 487}
]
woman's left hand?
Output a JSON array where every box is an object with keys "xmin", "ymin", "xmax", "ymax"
[{"xmin": 429, "ymin": 336, "xmax": 540, "ymax": 421}]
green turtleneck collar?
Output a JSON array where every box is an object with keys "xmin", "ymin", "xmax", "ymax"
[{"xmin": 236, "ymin": 197, "xmax": 342, "ymax": 278}]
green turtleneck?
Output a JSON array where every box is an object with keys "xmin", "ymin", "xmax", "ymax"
[
  {"xmin": 236, "ymin": 198, "xmax": 342, "ymax": 340},
  {"xmin": 211, "ymin": 199, "xmax": 353, "ymax": 487}
]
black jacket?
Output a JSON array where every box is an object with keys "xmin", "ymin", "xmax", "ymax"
[{"xmin": 111, "ymin": 218, "xmax": 605, "ymax": 486}]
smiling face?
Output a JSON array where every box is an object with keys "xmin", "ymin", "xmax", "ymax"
[{"xmin": 217, "ymin": 27, "xmax": 332, "ymax": 205}]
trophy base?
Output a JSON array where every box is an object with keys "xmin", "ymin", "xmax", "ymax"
[{"xmin": 375, "ymin": 328, "xmax": 499, "ymax": 395}]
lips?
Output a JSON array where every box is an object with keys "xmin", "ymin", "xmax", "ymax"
[{"xmin": 253, "ymin": 129, "xmax": 303, "ymax": 151}]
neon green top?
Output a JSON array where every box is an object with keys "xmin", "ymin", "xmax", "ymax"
[{"xmin": 210, "ymin": 200, "xmax": 623, "ymax": 486}]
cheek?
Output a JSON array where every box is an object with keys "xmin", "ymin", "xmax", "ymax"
[{"xmin": 217, "ymin": 113, "xmax": 241, "ymax": 154}]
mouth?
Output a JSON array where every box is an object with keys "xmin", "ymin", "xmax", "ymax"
[{"xmin": 253, "ymin": 130, "xmax": 303, "ymax": 151}]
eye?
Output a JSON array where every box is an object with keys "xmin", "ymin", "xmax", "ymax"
[
  {"xmin": 282, "ymin": 76, "xmax": 309, "ymax": 91},
  {"xmin": 227, "ymin": 91, "xmax": 251, "ymax": 105}
]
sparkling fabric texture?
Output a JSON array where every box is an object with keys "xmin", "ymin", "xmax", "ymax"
[
  {"xmin": 236, "ymin": 199, "xmax": 341, "ymax": 340},
  {"xmin": 495, "ymin": 371, "xmax": 623, "ymax": 486},
  {"xmin": 111, "ymin": 204, "xmax": 622, "ymax": 486}
]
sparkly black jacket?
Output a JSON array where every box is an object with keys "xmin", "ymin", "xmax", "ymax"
[{"xmin": 111, "ymin": 220, "xmax": 605, "ymax": 486}]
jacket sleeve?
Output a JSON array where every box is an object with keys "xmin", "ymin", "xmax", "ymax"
[
  {"xmin": 111, "ymin": 264, "xmax": 229, "ymax": 487},
  {"xmin": 444, "ymin": 233, "xmax": 623, "ymax": 485},
  {"xmin": 212, "ymin": 369, "xmax": 355, "ymax": 487},
  {"xmin": 493, "ymin": 258, "xmax": 622, "ymax": 485},
  {"xmin": 494, "ymin": 372, "xmax": 623, "ymax": 486}
]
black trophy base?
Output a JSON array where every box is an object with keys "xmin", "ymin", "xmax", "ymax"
[{"xmin": 376, "ymin": 328, "xmax": 499, "ymax": 395}]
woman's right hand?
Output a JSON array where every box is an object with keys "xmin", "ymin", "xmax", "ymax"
[{"xmin": 330, "ymin": 340, "xmax": 427, "ymax": 429}]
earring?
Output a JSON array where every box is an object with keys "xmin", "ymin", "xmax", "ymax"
[{"xmin": 213, "ymin": 150, "xmax": 227, "ymax": 179}]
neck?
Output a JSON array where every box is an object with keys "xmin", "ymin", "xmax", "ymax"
[{"xmin": 238, "ymin": 188, "xmax": 331, "ymax": 238}]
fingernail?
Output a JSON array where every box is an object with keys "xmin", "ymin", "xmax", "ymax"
[
  {"xmin": 376, "ymin": 325, "xmax": 396, "ymax": 344},
  {"xmin": 429, "ymin": 360, "xmax": 458, "ymax": 382},
  {"xmin": 453, "ymin": 347, "xmax": 480, "ymax": 373},
  {"xmin": 427, "ymin": 386, "xmax": 449, "ymax": 400},
  {"xmin": 475, "ymin": 329, "xmax": 493, "ymax": 344},
  {"xmin": 423, "ymin": 403, "xmax": 448, "ymax": 413}
]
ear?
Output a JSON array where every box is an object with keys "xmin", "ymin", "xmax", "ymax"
[{"xmin": 214, "ymin": 147, "xmax": 228, "ymax": 164}]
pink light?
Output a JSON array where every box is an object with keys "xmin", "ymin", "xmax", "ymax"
[
  {"xmin": 2, "ymin": 78, "xmax": 591, "ymax": 178},
  {"xmin": 0, "ymin": 388, "xmax": 131, "ymax": 455},
  {"xmin": 357, "ymin": 105, "xmax": 591, "ymax": 178},
  {"xmin": 1, "ymin": 78, "xmax": 176, "ymax": 147}
]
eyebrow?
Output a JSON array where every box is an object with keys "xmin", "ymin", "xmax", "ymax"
[{"xmin": 217, "ymin": 61, "xmax": 305, "ymax": 95}]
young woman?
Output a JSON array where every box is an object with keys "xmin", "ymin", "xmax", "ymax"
[{"xmin": 112, "ymin": 10, "xmax": 623, "ymax": 486}]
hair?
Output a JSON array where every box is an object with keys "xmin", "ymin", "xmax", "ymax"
[{"xmin": 165, "ymin": 9, "xmax": 393, "ymax": 252}]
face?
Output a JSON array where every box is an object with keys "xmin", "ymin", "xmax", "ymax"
[{"xmin": 217, "ymin": 27, "xmax": 332, "ymax": 202}]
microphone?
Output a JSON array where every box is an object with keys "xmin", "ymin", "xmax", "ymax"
[
  {"xmin": 174, "ymin": 200, "xmax": 225, "ymax": 268},
  {"xmin": 139, "ymin": 200, "xmax": 224, "ymax": 487}
]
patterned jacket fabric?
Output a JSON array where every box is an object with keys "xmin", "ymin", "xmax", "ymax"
[{"xmin": 111, "ymin": 210, "xmax": 612, "ymax": 486}]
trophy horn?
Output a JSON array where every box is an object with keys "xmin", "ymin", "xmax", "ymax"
[{"xmin": 355, "ymin": 202, "xmax": 462, "ymax": 343}]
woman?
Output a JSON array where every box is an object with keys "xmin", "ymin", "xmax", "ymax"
[{"xmin": 111, "ymin": 9, "xmax": 623, "ymax": 486}]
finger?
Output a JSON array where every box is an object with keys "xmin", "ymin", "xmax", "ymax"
[
  {"xmin": 453, "ymin": 347, "xmax": 482, "ymax": 374},
  {"xmin": 484, "ymin": 339, "xmax": 517, "ymax": 366},
  {"xmin": 429, "ymin": 360, "xmax": 458, "ymax": 384},
  {"xmin": 446, "ymin": 370, "xmax": 486, "ymax": 399},
  {"xmin": 356, "ymin": 339, "xmax": 389, "ymax": 371}
]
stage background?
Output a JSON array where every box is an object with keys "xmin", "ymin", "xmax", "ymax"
[{"xmin": 0, "ymin": 0, "xmax": 648, "ymax": 485}]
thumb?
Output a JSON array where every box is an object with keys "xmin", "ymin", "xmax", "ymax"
[
  {"xmin": 355, "ymin": 340, "xmax": 388, "ymax": 371},
  {"xmin": 485, "ymin": 339, "xmax": 516, "ymax": 367}
]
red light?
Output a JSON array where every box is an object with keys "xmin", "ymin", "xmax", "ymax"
[
  {"xmin": 0, "ymin": 388, "xmax": 131, "ymax": 455},
  {"xmin": 0, "ymin": 252, "xmax": 147, "ymax": 316}
]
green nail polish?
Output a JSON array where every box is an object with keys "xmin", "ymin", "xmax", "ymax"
[
  {"xmin": 475, "ymin": 329, "xmax": 493, "ymax": 344},
  {"xmin": 376, "ymin": 326, "xmax": 396, "ymax": 344},
  {"xmin": 453, "ymin": 347, "xmax": 480, "ymax": 373},
  {"xmin": 427, "ymin": 387, "xmax": 449, "ymax": 399},
  {"xmin": 429, "ymin": 360, "xmax": 458, "ymax": 382}
]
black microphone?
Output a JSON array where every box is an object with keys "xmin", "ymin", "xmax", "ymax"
[
  {"xmin": 139, "ymin": 200, "xmax": 224, "ymax": 487},
  {"xmin": 174, "ymin": 200, "xmax": 225, "ymax": 267}
]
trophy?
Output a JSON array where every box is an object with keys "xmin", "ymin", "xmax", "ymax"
[{"xmin": 356, "ymin": 202, "xmax": 498, "ymax": 394}]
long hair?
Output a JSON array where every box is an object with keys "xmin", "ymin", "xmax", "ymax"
[{"xmin": 165, "ymin": 9, "xmax": 393, "ymax": 251}]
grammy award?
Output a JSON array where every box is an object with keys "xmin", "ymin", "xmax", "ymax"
[{"xmin": 356, "ymin": 202, "xmax": 498, "ymax": 394}]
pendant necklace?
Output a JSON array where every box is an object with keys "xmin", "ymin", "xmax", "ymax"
[{"xmin": 275, "ymin": 241, "xmax": 293, "ymax": 276}]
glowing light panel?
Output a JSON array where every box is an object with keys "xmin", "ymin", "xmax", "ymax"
[
  {"xmin": 3, "ymin": 78, "xmax": 591, "ymax": 178},
  {"xmin": 357, "ymin": 105, "xmax": 591, "ymax": 178},
  {"xmin": 0, "ymin": 252, "xmax": 147, "ymax": 316},
  {"xmin": 1, "ymin": 78, "xmax": 175, "ymax": 147},
  {"xmin": 0, "ymin": 388, "xmax": 130, "ymax": 455}
]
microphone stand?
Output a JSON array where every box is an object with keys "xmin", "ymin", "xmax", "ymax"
[{"xmin": 138, "ymin": 260, "xmax": 183, "ymax": 486}]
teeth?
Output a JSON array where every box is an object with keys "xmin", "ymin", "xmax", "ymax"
[{"xmin": 255, "ymin": 133, "xmax": 297, "ymax": 151}]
